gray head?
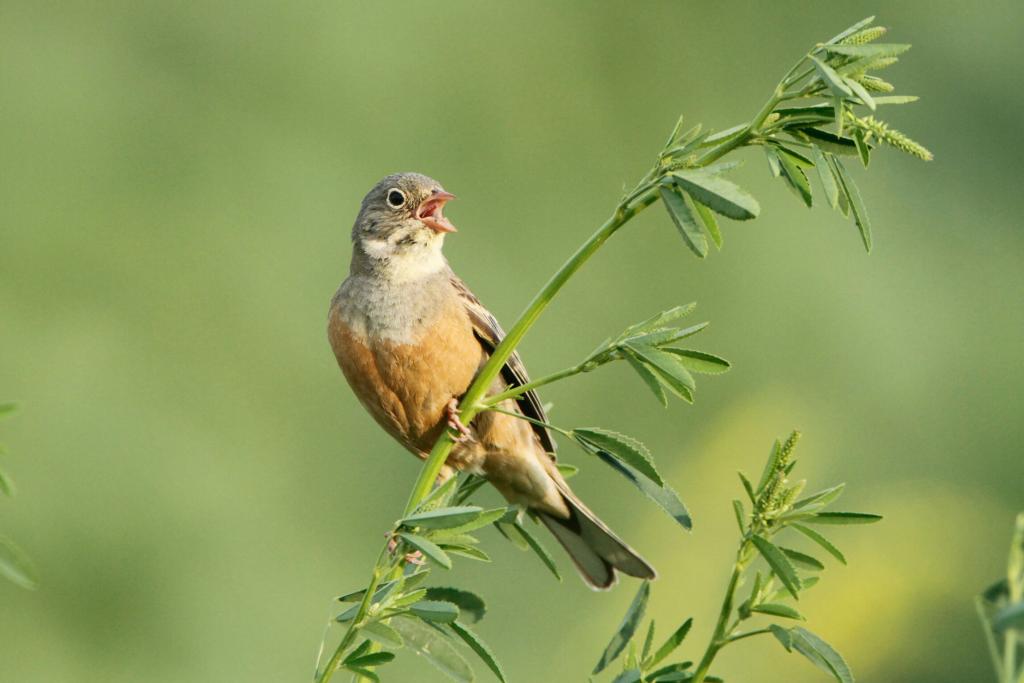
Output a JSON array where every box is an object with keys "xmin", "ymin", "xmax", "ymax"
[{"xmin": 350, "ymin": 173, "xmax": 456, "ymax": 278}]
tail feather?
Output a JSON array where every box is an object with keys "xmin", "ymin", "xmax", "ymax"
[{"xmin": 538, "ymin": 493, "xmax": 656, "ymax": 590}]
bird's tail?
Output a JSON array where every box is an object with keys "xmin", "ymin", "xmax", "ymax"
[{"xmin": 537, "ymin": 487, "xmax": 656, "ymax": 590}]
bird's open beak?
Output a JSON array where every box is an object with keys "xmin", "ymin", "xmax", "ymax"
[{"xmin": 416, "ymin": 191, "xmax": 457, "ymax": 233}]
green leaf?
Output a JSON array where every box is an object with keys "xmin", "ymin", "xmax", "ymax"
[
  {"xmin": 764, "ymin": 145, "xmax": 782, "ymax": 177},
  {"xmin": 440, "ymin": 543, "xmax": 492, "ymax": 562},
  {"xmin": 593, "ymin": 581, "xmax": 651, "ymax": 674},
  {"xmin": 361, "ymin": 620, "xmax": 405, "ymax": 649},
  {"xmin": 391, "ymin": 588, "xmax": 428, "ymax": 609},
  {"xmin": 732, "ymin": 499, "xmax": 746, "ymax": 532},
  {"xmin": 752, "ymin": 603, "xmax": 805, "ymax": 620},
  {"xmin": 829, "ymin": 156, "xmax": 872, "ymax": 252},
  {"xmin": 409, "ymin": 600, "xmax": 460, "ymax": 623},
  {"xmin": 418, "ymin": 475, "xmax": 461, "ymax": 511},
  {"xmin": 659, "ymin": 185, "xmax": 708, "ymax": 258},
  {"xmin": 691, "ymin": 199, "xmax": 723, "ymax": 249},
  {"xmin": 573, "ymin": 427, "xmax": 663, "ymax": 487},
  {"xmin": 625, "ymin": 353, "xmax": 669, "ymax": 407},
  {"xmin": 0, "ymin": 466, "xmax": 14, "ymax": 497},
  {"xmin": 628, "ymin": 323, "xmax": 709, "ymax": 350},
  {"xmin": 400, "ymin": 506, "xmax": 485, "ymax": 530},
  {"xmin": 853, "ymin": 129, "xmax": 871, "ymax": 167},
  {"xmin": 392, "ymin": 616, "xmax": 473, "ymax": 683},
  {"xmin": 792, "ymin": 484, "xmax": 845, "ymax": 511},
  {"xmin": 641, "ymin": 620, "xmax": 656, "ymax": 662},
  {"xmin": 0, "ymin": 537, "xmax": 38, "ymax": 590},
  {"xmin": 425, "ymin": 588, "xmax": 486, "ymax": 624},
  {"xmin": 781, "ymin": 547, "xmax": 825, "ymax": 571},
  {"xmin": 776, "ymin": 149, "xmax": 813, "ymax": 207},
  {"xmin": 0, "ymin": 402, "xmax": 17, "ymax": 419},
  {"xmin": 494, "ymin": 519, "xmax": 530, "ymax": 550},
  {"xmin": 798, "ymin": 128, "xmax": 859, "ymax": 156},
  {"xmin": 738, "ymin": 472, "xmax": 756, "ymax": 502},
  {"xmin": 450, "ymin": 621, "xmax": 507, "ymax": 682},
  {"xmin": 514, "ymin": 520, "xmax": 562, "ymax": 581},
  {"xmin": 623, "ymin": 304, "xmax": 697, "ymax": 336},
  {"xmin": 844, "ymin": 77, "xmax": 876, "ymax": 111},
  {"xmin": 751, "ymin": 535, "xmax": 801, "ymax": 600},
  {"xmin": 791, "ymin": 524, "xmax": 847, "ymax": 564},
  {"xmin": 670, "ymin": 170, "xmax": 760, "ymax": 221},
  {"xmin": 346, "ymin": 651, "xmax": 396, "ymax": 668},
  {"xmin": 645, "ymin": 662, "xmax": 694, "ymax": 681},
  {"xmin": 825, "ymin": 15, "xmax": 876, "ymax": 44},
  {"xmin": 773, "ymin": 626, "xmax": 854, "ymax": 683},
  {"xmin": 806, "ymin": 511, "xmax": 882, "ymax": 525},
  {"xmin": 871, "ymin": 95, "xmax": 920, "ymax": 105},
  {"xmin": 625, "ymin": 345, "xmax": 695, "ymax": 403},
  {"xmin": 611, "ymin": 670, "xmax": 642, "ymax": 683},
  {"xmin": 432, "ymin": 507, "xmax": 507, "ymax": 536},
  {"xmin": 556, "ymin": 462, "xmax": 579, "ymax": 479},
  {"xmin": 397, "ymin": 532, "xmax": 453, "ymax": 569},
  {"xmin": 809, "ymin": 55, "xmax": 852, "ymax": 97},
  {"xmin": 994, "ymin": 602, "xmax": 1024, "ymax": 632},
  {"xmin": 664, "ymin": 349, "xmax": 730, "ymax": 375},
  {"xmin": 645, "ymin": 617, "xmax": 692, "ymax": 669},
  {"xmin": 594, "ymin": 452, "xmax": 691, "ymax": 530},
  {"xmin": 810, "ymin": 147, "xmax": 836, "ymax": 209},
  {"xmin": 343, "ymin": 666, "xmax": 379, "ymax": 682}
]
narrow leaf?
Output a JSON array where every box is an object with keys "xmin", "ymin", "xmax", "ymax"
[
  {"xmin": 597, "ymin": 452, "xmax": 692, "ymax": 530},
  {"xmin": 792, "ymin": 484, "xmax": 845, "ymax": 511},
  {"xmin": 361, "ymin": 620, "xmax": 404, "ymax": 649},
  {"xmin": 670, "ymin": 170, "xmax": 760, "ymax": 220},
  {"xmin": 764, "ymin": 145, "xmax": 782, "ymax": 177},
  {"xmin": 844, "ymin": 77, "xmax": 876, "ymax": 111},
  {"xmin": 574, "ymin": 428, "xmax": 663, "ymax": 487},
  {"xmin": 733, "ymin": 499, "xmax": 746, "ymax": 532},
  {"xmin": 400, "ymin": 506, "xmax": 485, "ymax": 530},
  {"xmin": 692, "ymin": 199, "xmax": 723, "ymax": 249},
  {"xmin": 556, "ymin": 462, "xmax": 580, "ymax": 479},
  {"xmin": 623, "ymin": 304, "xmax": 697, "ymax": 336},
  {"xmin": 791, "ymin": 524, "xmax": 847, "ymax": 564},
  {"xmin": 660, "ymin": 185, "xmax": 708, "ymax": 258},
  {"xmin": 993, "ymin": 602, "xmax": 1024, "ymax": 632},
  {"xmin": 425, "ymin": 588, "xmax": 486, "ymax": 624},
  {"xmin": 829, "ymin": 157, "xmax": 872, "ymax": 252},
  {"xmin": 625, "ymin": 345, "xmax": 695, "ymax": 403},
  {"xmin": 825, "ymin": 16, "xmax": 876, "ymax": 44},
  {"xmin": 0, "ymin": 467, "xmax": 14, "ymax": 497},
  {"xmin": 781, "ymin": 547, "xmax": 825, "ymax": 571},
  {"xmin": 0, "ymin": 537, "xmax": 38, "ymax": 590},
  {"xmin": 515, "ymin": 521, "xmax": 562, "ymax": 581},
  {"xmin": 346, "ymin": 651, "xmax": 396, "ymax": 668},
  {"xmin": 788, "ymin": 627, "xmax": 855, "ymax": 683},
  {"xmin": 441, "ymin": 543, "xmax": 492, "ymax": 562},
  {"xmin": 751, "ymin": 535, "xmax": 801, "ymax": 600},
  {"xmin": 806, "ymin": 511, "xmax": 882, "ymax": 525},
  {"xmin": 641, "ymin": 620, "xmax": 656, "ymax": 661},
  {"xmin": 392, "ymin": 616, "xmax": 473, "ymax": 683},
  {"xmin": 432, "ymin": 507, "xmax": 507, "ymax": 536},
  {"xmin": 397, "ymin": 532, "xmax": 453, "ymax": 569},
  {"xmin": 809, "ymin": 55, "xmax": 852, "ymax": 97},
  {"xmin": 391, "ymin": 588, "xmax": 428, "ymax": 609},
  {"xmin": 853, "ymin": 129, "xmax": 871, "ymax": 167},
  {"xmin": 798, "ymin": 128, "xmax": 858, "ymax": 156},
  {"xmin": 645, "ymin": 617, "xmax": 692, "ymax": 669},
  {"xmin": 450, "ymin": 621, "xmax": 507, "ymax": 682},
  {"xmin": 664, "ymin": 349, "xmax": 730, "ymax": 375},
  {"xmin": 625, "ymin": 353, "xmax": 669, "ymax": 407},
  {"xmin": 611, "ymin": 670, "xmax": 642, "ymax": 683},
  {"xmin": 824, "ymin": 43, "xmax": 911, "ymax": 59},
  {"xmin": 593, "ymin": 581, "xmax": 651, "ymax": 674},
  {"xmin": 752, "ymin": 603, "xmax": 805, "ymax": 620},
  {"xmin": 410, "ymin": 600, "xmax": 460, "ymax": 623},
  {"xmin": 776, "ymin": 150, "xmax": 813, "ymax": 207}
]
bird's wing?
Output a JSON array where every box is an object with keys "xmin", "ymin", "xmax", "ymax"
[{"xmin": 449, "ymin": 273, "xmax": 558, "ymax": 455}]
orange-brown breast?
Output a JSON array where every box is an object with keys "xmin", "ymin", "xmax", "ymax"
[{"xmin": 327, "ymin": 294, "xmax": 484, "ymax": 457}]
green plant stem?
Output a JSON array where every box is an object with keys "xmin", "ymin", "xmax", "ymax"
[
  {"xmin": 691, "ymin": 543, "xmax": 751, "ymax": 683},
  {"xmin": 727, "ymin": 627, "xmax": 772, "ymax": 643},
  {"xmin": 482, "ymin": 363, "xmax": 584, "ymax": 407}
]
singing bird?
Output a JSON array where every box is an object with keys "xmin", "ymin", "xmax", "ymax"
[{"xmin": 327, "ymin": 172, "xmax": 655, "ymax": 589}]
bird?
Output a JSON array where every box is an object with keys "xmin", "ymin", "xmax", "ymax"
[{"xmin": 327, "ymin": 172, "xmax": 655, "ymax": 589}]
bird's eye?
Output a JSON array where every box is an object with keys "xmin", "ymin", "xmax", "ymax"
[{"xmin": 386, "ymin": 189, "xmax": 406, "ymax": 208}]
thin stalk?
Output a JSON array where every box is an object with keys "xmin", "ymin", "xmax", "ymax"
[
  {"xmin": 485, "ymin": 404, "xmax": 574, "ymax": 438},
  {"xmin": 726, "ymin": 627, "xmax": 772, "ymax": 644},
  {"xmin": 482, "ymin": 363, "xmax": 584, "ymax": 407},
  {"xmin": 691, "ymin": 558, "xmax": 745, "ymax": 683},
  {"xmin": 316, "ymin": 553, "xmax": 389, "ymax": 683}
]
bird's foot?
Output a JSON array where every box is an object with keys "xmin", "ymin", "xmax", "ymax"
[
  {"xmin": 446, "ymin": 398, "xmax": 474, "ymax": 444},
  {"xmin": 385, "ymin": 535, "xmax": 426, "ymax": 566}
]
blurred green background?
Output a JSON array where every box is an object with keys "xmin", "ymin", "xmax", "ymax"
[{"xmin": 1, "ymin": 1, "xmax": 1021, "ymax": 681}]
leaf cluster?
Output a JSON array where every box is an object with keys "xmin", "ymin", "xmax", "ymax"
[{"xmin": 591, "ymin": 432, "xmax": 881, "ymax": 683}]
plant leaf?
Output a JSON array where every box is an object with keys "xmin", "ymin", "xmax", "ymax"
[
  {"xmin": 670, "ymin": 170, "xmax": 760, "ymax": 221},
  {"xmin": 597, "ymin": 453, "xmax": 692, "ymax": 530},
  {"xmin": 425, "ymin": 588, "xmax": 486, "ymax": 624},
  {"xmin": 346, "ymin": 651, "xmax": 396, "ymax": 668},
  {"xmin": 361, "ymin": 620, "xmax": 405, "ymax": 649},
  {"xmin": 392, "ymin": 616, "xmax": 473, "ymax": 683},
  {"xmin": 792, "ymin": 483, "xmax": 846, "ymax": 511},
  {"xmin": 824, "ymin": 43, "xmax": 911, "ymax": 59},
  {"xmin": 432, "ymin": 507, "xmax": 507, "ymax": 536},
  {"xmin": 776, "ymin": 149, "xmax": 813, "ymax": 207},
  {"xmin": 809, "ymin": 55, "xmax": 852, "ymax": 97},
  {"xmin": 663, "ymin": 349, "xmax": 730, "ymax": 375},
  {"xmin": 400, "ymin": 506, "xmax": 485, "ymax": 530},
  {"xmin": 660, "ymin": 185, "xmax": 708, "ymax": 258},
  {"xmin": 994, "ymin": 602, "xmax": 1024, "ymax": 632},
  {"xmin": 844, "ymin": 77, "xmax": 876, "ymax": 111},
  {"xmin": 0, "ymin": 537, "xmax": 38, "ymax": 590},
  {"xmin": 0, "ymin": 403, "xmax": 17, "ymax": 419},
  {"xmin": 450, "ymin": 621, "xmax": 507, "ymax": 682},
  {"xmin": 774, "ymin": 626, "xmax": 855, "ymax": 683},
  {"xmin": 641, "ymin": 620, "xmax": 656, "ymax": 661},
  {"xmin": 780, "ymin": 547, "xmax": 825, "ymax": 571},
  {"xmin": 797, "ymin": 128, "xmax": 859, "ymax": 156},
  {"xmin": 828, "ymin": 156, "xmax": 872, "ymax": 252},
  {"xmin": 593, "ymin": 581, "xmax": 650, "ymax": 674},
  {"xmin": 0, "ymin": 467, "xmax": 14, "ymax": 497},
  {"xmin": 397, "ymin": 532, "xmax": 453, "ymax": 569},
  {"xmin": 751, "ymin": 535, "xmax": 801, "ymax": 600},
  {"xmin": 440, "ymin": 543, "xmax": 492, "ymax": 562},
  {"xmin": 514, "ymin": 520, "xmax": 562, "ymax": 581},
  {"xmin": 809, "ymin": 145, "xmax": 840, "ymax": 208},
  {"xmin": 624, "ymin": 345, "xmax": 695, "ymax": 403},
  {"xmin": 752, "ymin": 603, "xmax": 805, "ymax": 620},
  {"xmin": 409, "ymin": 600, "xmax": 460, "ymax": 623},
  {"xmin": 732, "ymin": 499, "xmax": 746, "ymax": 532},
  {"xmin": 556, "ymin": 462, "xmax": 579, "ymax": 479},
  {"xmin": 625, "ymin": 353, "xmax": 669, "ymax": 407},
  {"xmin": 645, "ymin": 617, "xmax": 692, "ymax": 669},
  {"xmin": 611, "ymin": 670, "xmax": 642, "ymax": 683},
  {"xmin": 573, "ymin": 428, "xmax": 663, "ymax": 487},
  {"xmin": 825, "ymin": 15, "xmax": 875, "ymax": 44},
  {"xmin": 806, "ymin": 511, "xmax": 882, "ymax": 525},
  {"xmin": 791, "ymin": 524, "xmax": 847, "ymax": 564},
  {"xmin": 623, "ymin": 304, "xmax": 697, "ymax": 336}
]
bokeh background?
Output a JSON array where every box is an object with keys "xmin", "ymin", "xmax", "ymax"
[{"xmin": 2, "ymin": 2, "xmax": 1021, "ymax": 681}]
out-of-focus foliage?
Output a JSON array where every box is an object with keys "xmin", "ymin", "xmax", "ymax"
[
  {"xmin": 977, "ymin": 514, "xmax": 1024, "ymax": 683},
  {"xmin": 0, "ymin": 2, "xmax": 1020, "ymax": 682}
]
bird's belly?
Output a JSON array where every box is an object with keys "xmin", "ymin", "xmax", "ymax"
[{"xmin": 328, "ymin": 301, "xmax": 482, "ymax": 454}]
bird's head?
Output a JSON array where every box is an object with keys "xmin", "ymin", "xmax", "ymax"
[{"xmin": 351, "ymin": 173, "xmax": 457, "ymax": 277}]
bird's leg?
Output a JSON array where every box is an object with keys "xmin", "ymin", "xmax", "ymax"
[{"xmin": 446, "ymin": 398, "xmax": 474, "ymax": 444}]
